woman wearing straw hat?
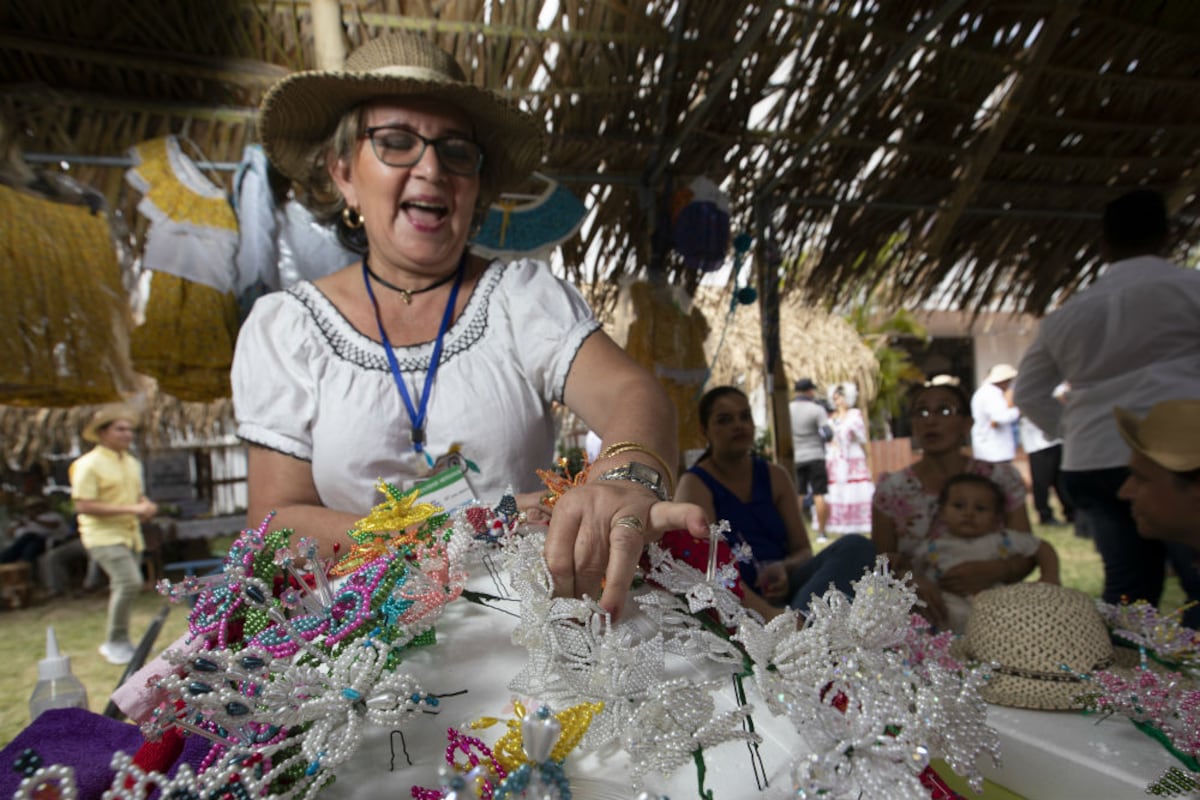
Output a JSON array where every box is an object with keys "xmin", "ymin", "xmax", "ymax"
[
  {"xmin": 234, "ymin": 32, "xmax": 705, "ymax": 617},
  {"xmin": 872, "ymin": 382, "xmax": 1034, "ymax": 629}
]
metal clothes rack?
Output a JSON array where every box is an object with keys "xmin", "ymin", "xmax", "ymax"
[
  {"xmin": 23, "ymin": 152, "xmax": 643, "ymax": 187},
  {"xmin": 24, "ymin": 152, "xmax": 241, "ymax": 171}
]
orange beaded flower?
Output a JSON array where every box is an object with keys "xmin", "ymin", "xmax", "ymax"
[{"xmin": 534, "ymin": 457, "xmax": 589, "ymax": 509}]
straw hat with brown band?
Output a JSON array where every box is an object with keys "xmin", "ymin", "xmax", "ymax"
[
  {"xmin": 951, "ymin": 582, "xmax": 1159, "ymax": 711},
  {"xmin": 1115, "ymin": 399, "xmax": 1200, "ymax": 473},
  {"xmin": 258, "ymin": 32, "xmax": 544, "ymax": 206},
  {"xmin": 81, "ymin": 404, "xmax": 139, "ymax": 444}
]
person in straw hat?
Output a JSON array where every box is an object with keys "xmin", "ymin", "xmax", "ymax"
[
  {"xmin": 1116, "ymin": 399, "xmax": 1200, "ymax": 548},
  {"xmin": 69, "ymin": 405, "xmax": 158, "ymax": 665},
  {"xmin": 970, "ymin": 363, "xmax": 1020, "ymax": 464},
  {"xmin": 235, "ymin": 31, "xmax": 706, "ymax": 618}
]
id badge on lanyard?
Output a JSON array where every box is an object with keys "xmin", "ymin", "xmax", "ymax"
[{"xmin": 404, "ymin": 450, "xmax": 479, "ymax": 515}]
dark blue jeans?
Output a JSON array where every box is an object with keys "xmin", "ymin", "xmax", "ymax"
[
  {"xmin": 1062, "ymin": 467, "xmax": 1200, "ymax": 629},
  {"xmin": 1028, "ymin": 444, "xmax": 1074, "ymax": 523},
  {"xmin": 787, "ymin": 534, "xmax": 877, "ymax": 613}
]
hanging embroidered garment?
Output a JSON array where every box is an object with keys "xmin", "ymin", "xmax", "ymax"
[
  {"xmin": 617, "ymin": 280, "xmax": 711, "ymax": 452},
  {"xmin": 471, "ymin": 175, "xmax": 586, "ymax": 260},
  {"xmin": 231, "ymin": 145, "xmax": 279, "ymax": 295},
  {"xmin": 231, "ymin": 144, "xmax": 356, "ymax": 296},
  {"xmin": 0, "ymin": 183, "xmax": 135, "ymax": 406},
  {"xmin": 126, "ymin": 136, "xmax": 239, "ymax": 401},
  {"xmin": 133, "ymin": 271, "xmax": 239, "ymax": 402}
]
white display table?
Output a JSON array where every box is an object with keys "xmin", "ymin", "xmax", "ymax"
[
  {"xmin": 324, "ymin": 576, "xmax": 803, "ymax": 799},
  {"xmin": 325, "ymin": 565, "xmax": 1189, "ymax": 800},
  {"xmin": 981, "ymin": 704, "xmax": 1183, "ymax": 800}
]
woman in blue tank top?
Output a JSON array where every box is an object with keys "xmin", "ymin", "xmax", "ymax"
[{"xmin": 674, "ymin": 386, "xmax": 876, "ymax": 619}]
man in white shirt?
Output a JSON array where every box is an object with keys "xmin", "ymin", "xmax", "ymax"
[
  {"xmin": 1014, "ymin": 189, "xmax": 1200, "ymax": 628},
  {"xmin": 971, "ymin": 364, "xmax": 1020, "ymax": 463}
]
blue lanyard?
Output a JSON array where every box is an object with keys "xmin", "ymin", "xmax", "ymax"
[{"xmin": 362, "ymin": 252, "xmax": 466, "ymax": 467}]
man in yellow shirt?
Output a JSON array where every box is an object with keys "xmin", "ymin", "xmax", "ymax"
[{"xmin": 69, "ymin": 405, "xmax": 158, "ymax": 665}]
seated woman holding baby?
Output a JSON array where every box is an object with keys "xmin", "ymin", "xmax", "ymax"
[{"xmin": 872, "ymin": 381, "xmax": 1042, "ymax": 630}]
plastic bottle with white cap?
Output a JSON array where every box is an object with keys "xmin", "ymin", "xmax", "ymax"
[{"xmin": 28, "ymin": 626, "xmax": 89, "ymax": 721}]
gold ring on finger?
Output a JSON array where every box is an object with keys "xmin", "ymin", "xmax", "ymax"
[{"xmin": 613, "ymin": 515, "xmax": 645, "ymax": 532}]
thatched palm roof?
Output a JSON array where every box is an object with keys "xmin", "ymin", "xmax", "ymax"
[
  {"xmin": 692, "ymin": 288, "xmax": 879, "ymax": 405},
  {"xmin": 0, "ymin": 381, "xmax": 235, "ymax": 469},
  {"xmin": 3, "ymin": 0, "xmax": 1198, "ymax": 317},
  {"xmin": 3, "ymin": 1, "xmax": 1198, "ymax": 462}
]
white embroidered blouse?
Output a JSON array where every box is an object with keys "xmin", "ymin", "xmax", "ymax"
[{"xmin": 232, "ymin": 258, "xmax": 600, "ymax": 514}]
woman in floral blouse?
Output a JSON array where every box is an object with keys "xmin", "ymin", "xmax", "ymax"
[{"xmin": 872, "ymin": 382, "xmax": 1034, "ymax": 629}]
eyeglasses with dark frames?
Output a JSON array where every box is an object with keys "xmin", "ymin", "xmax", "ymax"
[
  {"xmin": 910, "ymin": 405, "xmax": 962, "ymax": 419},
  {"xmin": 361, "ymin": 126, "xmax": 483, "ymax": 176}
]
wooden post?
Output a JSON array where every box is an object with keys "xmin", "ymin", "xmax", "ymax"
[
  {"xmin": 312, "ymin": 0, "xmax": 347, "ymax": 70},
  {"xmin": 756, "ymin": 204, "xmax": 793, "ymax": 467}
]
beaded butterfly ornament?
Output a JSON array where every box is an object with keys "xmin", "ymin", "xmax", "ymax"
[
  {"xmin": 1096, "ymin": 598, "xmax": 1200, "ymax": 677},
  {"xmin": 130, "ymin": 482, "xmax": 469, "ymax": 798},
  {"xmin": 411, "ymin": 700, "xmax": 601, "ymax": 800}
]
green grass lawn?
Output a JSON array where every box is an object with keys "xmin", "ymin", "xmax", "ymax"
[
  {"xmin": 1035, "ymin": 521, "xmax": 1186, "ymax": 612},
  {"xmin": 0, "ymin": 590, "xmax": 191, "ymax": 748},
  {"xmin": 0, "ymin": 523, "xmax": 1187, "ymax": 747}
]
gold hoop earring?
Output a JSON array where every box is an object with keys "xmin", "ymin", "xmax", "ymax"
[{"xmin": 342, "ymin": 207, "xmax": 364, "ymax": 229}]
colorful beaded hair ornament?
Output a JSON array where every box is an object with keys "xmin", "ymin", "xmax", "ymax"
[{"xmin": 13, "ymin": 474, "xmax": 1026, "ymax": 800}]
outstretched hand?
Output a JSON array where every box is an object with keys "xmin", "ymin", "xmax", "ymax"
[
  {"xmin": 912, "ymin": 573, "xmax": 950, "ymax": 630},
  {"xmin": 543, "ymin": 481, "xmax": 709, "ymax": 619}
]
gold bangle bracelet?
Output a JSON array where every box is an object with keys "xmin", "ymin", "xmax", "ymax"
[{"xmin": 598, "ymin": 441, "xmax": 676, "ymax": 495}]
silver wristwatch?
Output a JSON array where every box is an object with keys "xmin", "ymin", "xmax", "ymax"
[{"xmin": 596, "ymin": 462, "xmax": 668, "ymax": 501}]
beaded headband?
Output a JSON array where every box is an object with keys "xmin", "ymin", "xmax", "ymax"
[{"xmin": 13, "ymin": 483, "xmax": 1010, "ymax": 800}]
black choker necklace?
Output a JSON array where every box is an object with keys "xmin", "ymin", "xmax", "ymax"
[{"xmin": 363, "ymin": 254, "xmax": 459, "ymax": 304}]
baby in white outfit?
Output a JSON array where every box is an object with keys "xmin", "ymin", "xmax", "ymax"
[{"xmin": 918, "ymin": 473, "xmax": 1060, "ymax": 633}]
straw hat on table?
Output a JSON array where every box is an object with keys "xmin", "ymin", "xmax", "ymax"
[{"xmin": 952, "ymin": 582, "xmax": 1151, "ymax": 711}]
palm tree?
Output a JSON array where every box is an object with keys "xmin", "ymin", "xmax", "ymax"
[{"xmin": 845, "ymin": 303, "xmax": 928, "ymax": 439}]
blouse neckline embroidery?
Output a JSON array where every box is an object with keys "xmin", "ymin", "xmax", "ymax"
[{"xmin": 286, "ymin": 260, "xmax": 502, "ymax": 372}]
